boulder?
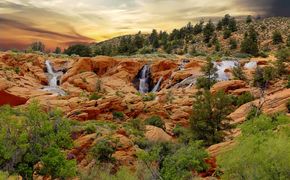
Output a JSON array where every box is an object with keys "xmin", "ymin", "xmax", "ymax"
[
  {"xmin": 229, "ymin": 88, "xmax": 290, "ymax": 124},
  {"xmin": 145, "ymin": 125, "xmax": 172, "ymax": 142},
  {"xmin": 0, "ymin": 90, "xmax": 28, "ymax": 106},
  {"xmin": 211, "ymin": 80, "xmax": 247, "ymax": 94}
]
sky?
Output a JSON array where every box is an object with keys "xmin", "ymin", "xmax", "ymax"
[{"xmin": 0, "ymin": 0, "xmax": 289, "ymax": 50}]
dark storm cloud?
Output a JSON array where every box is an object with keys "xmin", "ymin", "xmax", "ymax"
[{"xmin": 239, "ymin": 0, "xmax": 290, "ymax": 16}]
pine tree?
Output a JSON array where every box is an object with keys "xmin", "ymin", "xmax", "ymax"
[
  {"xmin": 232, "ymin": 64, "xmax": 246, "ymax": 80},
  {"xmin": 190, "ymin": 90, "xmax": 232, "ymax": 146},
  {"xmin": 203, "ymin": 20, "xmax": 215, "ymax": 43},
  {"xmin": 149, "ymin": 29, "xmax": 159, "ymax": 48},
  {"xmin": 272, "ymin": 31, "xmax": 283, "ymax": 44},
  {"xmin": 246, "ymin": 15, "xmax": 252, "ymax": 23},
  {"xmin": 228, "ymin": 17, "xmax": 237, "ymax": 32},
  {"xmin": 54, "ymin": 47, "xmax": 62, "ymax": 54},
  {"xmin": 30, "ymin": 41, "xmax": 45, "ymax": 52},
  {"xmin": 216, "ymin": 20, "xmax": 223, "ymax": 31},
  {"xmin": 193, "ymin": 21, "xmax": 204, "ymax": 35},
  {"xmin": 241, "ymin": 26, "xmax": 259, "ymax": 56},
  {"xmin": 134, "ymin": 31, "xmax": 144, "ymax": 49},
  {"xmin": 229, "ymin": 38, "xmax": 238, "ymax": 49},
  {"xmin": 196, "ymin": 57, "xmax": 218, "ymax": 90}
]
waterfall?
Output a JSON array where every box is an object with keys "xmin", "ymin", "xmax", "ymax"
[
  {"xmin": 45, "ymin": 60, "xmax": 58, "ymax": 87},
  {"xmin": 152, "ymin": 77, "xmax": 163, "ymax": 92},
  {"xmin": 244, "ymin": 61, "xmax": 257, "ymax": 69},
  {"xmin": 42, "ymin": 60, "xmax": 66, "ymax": 96},
  {"xmin": 215, "ymin": 60, "xmax": 238, "ymax": 81},
  {"xmin": 139, "ymin": 65, "xmax": 150, "ymax": 93}
]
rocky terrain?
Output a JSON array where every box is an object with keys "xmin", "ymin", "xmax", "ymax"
[{"xmin": 0, "ymin": 48, "xmax": 289, "ymax": 179}]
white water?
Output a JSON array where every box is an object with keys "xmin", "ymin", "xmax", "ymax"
[
  {"xmin": 139, "ymin": 65, "xmax": 150, "ymax": 93},
  {"xmin": 244, "ymin": 61, "xmax": 257, "ymax": 69},
  {"xmin": 214, "ymin": 61, "xmax": 238, "ymax": 81},
  {"xmin": 152, "ymin": 76, "xmax": 163, "ymax": 92},
  {"xmin": 42, "ymin": 60, "xmax": 66, "ymax": 96}
]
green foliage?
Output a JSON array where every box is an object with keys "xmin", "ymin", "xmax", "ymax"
[
  {"xmin": 142, "ymin": 92, "xmax": 156, "ymax": 101},
  {"xmin": 145, "ymin": 116, "xmax": 165, "ymax": 129},
  {"xmin": 218, "ymin": 114, "xmax": 290, "ymax": 180},
  {"xmin": 161, "ymin": 142, "xmax": 209, "ymax": 180},
  {"xmin": 287, "ymin": 75, "xmax": 290, "ymax": 88},
  {"xmin": 246, "ymin": 105, "xmax": 262, "ymax": 121},
  {"xmin": 276, "ymin": 47, "xmax": 290, "ymax": 62},
  {"xmin": 246, "ymin": 15, "xmax": 252, "ymax": 23},
  {"xmin": 287, "ymin": 100, "xmax": 290, "ymax": 113},
  {"xmin": 149, "ymin": 29, "xmax": 159, "ymax": 49},
  {"xmin": 203, "ymin": 20, "xmax": 215, "ymax": 43},
  {"xmin": 272, "ymin": 30, "xmax": 283, "ymax": 44},
  {"xmin": 229, "ymin": 38, "xmax": 238, "ymax": 49},
  {"xmin": 241, "ymin": 26, "xmax": 259, "ymax": 56},
  {"xmin": 40, "ymin": 147, "xmax": 77, "ymax": 179},
  {"xmin": 29, "ymin": 41, "xmax": 45, "ymax": 52},
  {"xmin": 190, "ymin": 90, "xmax": 232, "ymax": 145},
  {"xmin": 124, "ymin": 118, "xmax": 145, "ymax": 138},
  {"xmin": 64, "ymin": 44, "xmax": 92, "ymax": 57},
  {"xmin": 91, "ymin": 138, "xmax": 116, "ymax": 163},
  {"xmin": 0, "ymin": 103, "xmax": 74, "ymax": 179},
  {"xmin": 193, "ymin": 21, "xmax": 204, "ymax": 35},
  {"xmin": 89, "ymin": 92, "xmax": 102, "ymax": 100},
  {"xmin": 232, "ymin": 64, "xmax": 246, "ymax": 81},
  {"xmin": 80, "ymin": 165, "xmax": 138, "ymax": 180},
  {"xmin": 287, "ymin": 34, "xmax": 290, "ymax": 47},
  {"xmin": 253, "ymin": 66, "xmax": 276, "ymax": 89},
  {"xmin": 236, "ymin": 92, "xmax": 254, "ymax": 107},
  {"xmin": 112, "ymin": 111, "xmax": 125, "ymax": 120},
  {"xmin": 54, "ymin": 47, "xmax": 62, "ymax": 54},
  {"xmin": 196, "ymin": 57, "xmax": 218, "ymax": 90},
  {"xmin": 223, "ymin": 29, "xmax": 232, "ymax": 39}
]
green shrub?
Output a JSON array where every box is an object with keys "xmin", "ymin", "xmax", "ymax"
[
  {"xmin": 246, "ymin": 105, "xmax": 261, "ymax": 121},
  {"xmin": 145, "ymin": 116, "xmax": 165, "ymax": 129},
  {"xmin": 223, "ymin": 29, "xmax": 232, "ymax": 39},
  {"xmin": 112, "ymin": 111, "xmax": 125, "ymax": 120},
  {"xmin": 124, "ymin": 118, "xmax": 145, "ymax": 138},
  {"xmin": 142, "ymin": 93, "xmax": 156, "ymax": 101},
  {"xmin": 232, "ymin": 64, "xmax": 246, "ymax": 81},
  {"xmin": 85, "ymin": 124, "xmax": 96, "ymax": 134},
  {"xmin": 287, "ymin": 100, "xmax": 290, "ymax": 113},
  {"xmin": 218, "ymin": 115, "xmax": 290, "ymax": 180},
  {"xmin": 89, "ymin": 92, "xmax": 102, "ymax": 100},
  {"xmin": 236, "ymin": 92, "xmax": 254, "ymax": 107},
  {"xmin": 91, "ymin": 139, "xmax": 116, "ymax": 162},
  {"xmin": 0, "ymin": 103, "xmax": 74, "ymax": 179},
  {"xmin": 272, "ymin": 30, "xmax": 283, "ymax": 44},
  {"xmin": 229, "ymin": 38, "xmax": 238, "ymax": 49},
  {"xmin": 40, "ymin": 147, "xmax": 77, "ymax": 179},
  {"xmin": 160, "ymin": 142, "xmax": 209, "ymax": 180}
]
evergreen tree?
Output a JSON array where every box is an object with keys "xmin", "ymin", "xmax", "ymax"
[
  {"xmin": 54, "ymin": 47, "xmax": 61, "ymax": 54},
  {"xmin": 193, "ymin": 21, "xmax": 204, "ymax": 35},
  {"xmin": 272, "ymin": 31, "xmax": 283, "ymax": 44},
  {"xmin": 30, "ymin": 41, "xmax": 45, "ymax": 52},
  {"xmin": 246, "ymin": 15, "xmax": 252, "ymax": 23},
  {"xmin": 64, "ymin": 44, "xmax": 91, "ymax": 57},
  {"xmin": 241, "ymin": 26, "xmax": 259, "ymax": 56},
  {"xmin": 223, "ymin": 28, "xmax": 232, "ymax": 39},
  {"xmin": 149, "ymin": 29, "xmax": 159, "ymax": 48},
  {"xmin": 232, "ymin": 64, "xmax": 246, "ymax": 80},
  {"xmin": 228, "ymin": 17, "xmax": 237, "ymax": 32},
  {"xmin": 203, "ymin": 20, "xmax": 215, "ymax": 43},
  {"xmin": 216, "ymin": 20, "xmax": 223, "ymax": 31},
  {"xmin": 222, "ymin": 14, "xmax": 231, "ymax": 26},
  {"xmin": 190, "ymin": 90, "xmax": 232, "ymax": 146},
  {"xmin": 196, "ymin": 57, "xmax": 218, "ymax": 90},
  {"xmin": 134, "ymin": 31, "xmax": 144, "ymax": 49},
  {"xmin": 229, "ymin": 38, "xmax": 238, "ymax": 49},
  {"xmin": 286, "ymin": 34, "xmax": 290, "ymax": 47}
]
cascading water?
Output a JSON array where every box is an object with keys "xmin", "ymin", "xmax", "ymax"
[
  {"xmin": 152, "ymin": 77, "xmax": 163, "ymax": 92},
  {"xmin": 214, "ymin": 60, "xmax": 238, "ymax": 81},
  {"xmin": 42, "ymin": 60, "xmax": 66, "ymax": 96},
  {"xmin": 244, "ymin": 61, "xmax": 257, "ymax": 69},
  {"xmin": 139, "ymin": 65, "xmax": 150, "ymax": 93}
]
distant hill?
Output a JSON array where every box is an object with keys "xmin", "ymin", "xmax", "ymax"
[{"xmin": 86, "ymin": 16, "xmax": 289, "ymax": 57}]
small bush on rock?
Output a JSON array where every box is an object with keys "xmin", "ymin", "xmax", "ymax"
[{"xmin": 145, "ymin": 116, "xmax": 165, "ymax": 129}]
